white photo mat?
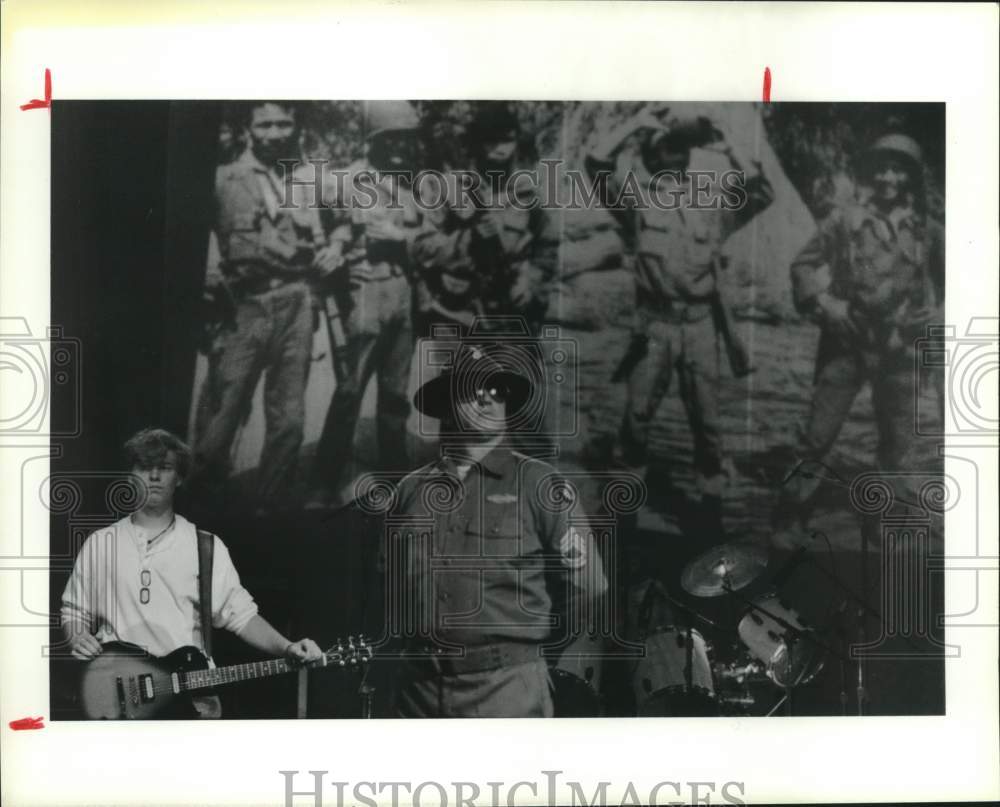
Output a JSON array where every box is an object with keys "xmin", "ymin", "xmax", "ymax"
[{"xmin": 1, "ymin": 2, "xmax": 998, "ymax": 805}]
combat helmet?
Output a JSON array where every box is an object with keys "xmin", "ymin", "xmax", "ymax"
[
  {"xmin": 859, "ymin": 132, "xmax": 924, "ymax": 177},
  {"xmin": 364, "ymin": 100, "xmax": 420, "ymax": 141}
]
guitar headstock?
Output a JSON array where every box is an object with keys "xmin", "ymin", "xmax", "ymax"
[{"xmin": 323, "ymin": 634, "xmax": 373, "ymax": 669}]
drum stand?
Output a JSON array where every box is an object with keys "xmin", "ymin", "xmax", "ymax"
[
  {"xmin": 683, "ymin": 613, "xmax": 694, "ymax": 693},
  {"xmin": 783, "ymin": 631, "xmax": 800, "ymax": 716},
  {"xmin": 359, "ymin": 677, "xmax": 376, "ymax": 719}
]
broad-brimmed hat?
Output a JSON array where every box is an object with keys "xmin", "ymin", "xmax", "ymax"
[{"xmin": 413, "ymin": 343, "xmax": 533, "ymax": 421}]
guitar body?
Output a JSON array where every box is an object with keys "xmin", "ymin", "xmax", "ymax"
[
  {"xmin": 79, "ymin": 642, "xmax": 210, "ymax": 720},
  {"xmin": 77, "ymin": 635, "xmax": 371, "ymax": 719}
]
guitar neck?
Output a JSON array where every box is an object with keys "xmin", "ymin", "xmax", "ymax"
[{"xmin": 180, "ymin": 655, "xmax": 327, "ymax": 692}]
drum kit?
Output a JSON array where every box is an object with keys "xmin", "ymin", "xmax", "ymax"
[{"xmin": 552, "ymin": 539, "xmax": 849, "ymax": 717}]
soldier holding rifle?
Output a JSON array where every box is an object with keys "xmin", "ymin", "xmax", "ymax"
[{"xmin": 308, "ymin": 101, "xmax": 428, "ymax": 508}]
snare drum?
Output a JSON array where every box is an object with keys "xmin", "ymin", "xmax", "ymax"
[
  {"xmin": 550, "ymin": 634, "xmax": 604, "ymax": 717},
  {"xmin": 633, "ymin": 628, "xmax": 717, "ymax": 716},
  {"xmin": 738, "ymin": 593, "xmax": 825, "ymax": 688}
]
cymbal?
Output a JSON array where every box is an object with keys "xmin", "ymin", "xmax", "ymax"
[{"xmin": 681, "ymin": 542, "xmax": 768, "ymax": 598}]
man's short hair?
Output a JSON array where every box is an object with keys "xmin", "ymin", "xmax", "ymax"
[
  {"xmin": 124, "ymin": 428, "xmax": 192, "ymax": 479},
  {"xmin": 241, "ymin": 100, "xmax": 300, "ymax": 128}
]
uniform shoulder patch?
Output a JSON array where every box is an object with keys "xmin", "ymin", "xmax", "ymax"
[{"xmin": 558, "ymin": 528, "xmax": 587, "ymax": 569}]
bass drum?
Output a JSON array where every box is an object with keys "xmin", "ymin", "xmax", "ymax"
[
  {"xmin": 550, "ymin": 634, "xmax": 604, "ymax": 717},
  {"xmin": 632, "ymin": 628, "xmax": 718, "ymax": 717},
  {"xmin": 738, "ymin": 593, "xmax": 825, "ymax": 688}
]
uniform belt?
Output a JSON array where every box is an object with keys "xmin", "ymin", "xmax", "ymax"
[
  {"xmin": 228, "ymin": 274, "xmax": 306, "ymax": 297},
  {"xmin": 405, "ymin": 642, "xmax": 542, "ymax": 675},
  {"xmin": 348, "ymin": 259, "xmax": 406, "ymax": 282}
]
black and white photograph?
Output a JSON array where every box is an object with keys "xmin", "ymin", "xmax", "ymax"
[
  {"xmin": 46, "ymin": 98, "xmax": 948, "ymax": 720},
  {"xmin": 1, "ymin": 3, "xmax": 997, "ymax": 806}
]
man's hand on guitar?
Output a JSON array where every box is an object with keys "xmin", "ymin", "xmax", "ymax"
[
  {"xmin": 284, "ymin": 638, "xmax": 323, "ymax": 664},
  {"xmin": 67, "ymin": 630, "xmax": 104, "ymax": 661}
]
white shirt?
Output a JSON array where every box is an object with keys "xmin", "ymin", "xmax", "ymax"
[{"xmin": 61, "ymin": 514, "xmax": 258, "ymax": 658}]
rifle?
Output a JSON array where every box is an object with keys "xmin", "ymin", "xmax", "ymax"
[
  {"xmin": 611, "ymin": 332, "xmax": 649, "ymax": 383},
  {"xmin": 709, "ymin": 255, "xmax": 754, "ymax": 378},
  {"xmin": 312, "ymin": 245, "xmax": 360, "ymax": 387},
  {"xmin": 466, "ymin": 204, "xmax": 513, "ymax": 312},
  {"xmin": 321, "ymin": 290, "xmax": 352, "ymax": 385},
  {"xmin": 315, "ymin": 203, "xmax": 414, "ymax": 384},
  {"xmin": 197, "ymin": 277, "xmax": 238, "ymax": 354}
]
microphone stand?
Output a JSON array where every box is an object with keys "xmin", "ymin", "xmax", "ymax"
[
  {"xmin": 720, "ymin": 574, "xmax": 849, "ymax": 718},
  {"xmin": 779, "ymin": 459, "xmax": 942, "ymax": 716},
  {"xmin": 834, "ymin": 600, "xmax": 850, "ymax": 716},
  {"xmin": 856, "ymin": 516, "xmax": 879, "ymax": 715}
]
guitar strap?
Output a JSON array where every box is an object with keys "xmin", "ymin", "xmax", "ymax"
[{"xmin": 196, "ymin": 529, "xmax": 215, "ymax": 662}]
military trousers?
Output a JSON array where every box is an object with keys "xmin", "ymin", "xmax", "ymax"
[
  {"xmin": 194, "ymin": 281, "xmax": 313, "ymax": 505},
  {"xmin": 620, "ymin": 306, "xmax": 723, "ymax": 477},
  {"xmin": 394, "ymin": 658, "xmax": 554, "ymax": 718},
  {"xmin": 784, "ymin": 329, "xmax": 944, "ymax": 512}
]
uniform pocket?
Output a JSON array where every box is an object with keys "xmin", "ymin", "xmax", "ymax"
[{"xmin": 470, "ymin": 500, "xmax": 521, "ymax": 557}]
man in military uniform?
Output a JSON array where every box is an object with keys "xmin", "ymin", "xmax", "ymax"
[
  {"xmin": 309, "ymin": 101, "xmax": 428, "ymax": 507},
  {"xmin": 411, "ymin": 104, "xmax": 562, "ymax": 456},
  {"xmin": 414, "ymin": 103, "xmax": 559, "ymax": 335},
  {"xmin": 587, "ymin": 109, "xmax": 774, "ymax": 518},
  {"xmin": 388, "ymin": 344, "xmax": 607, "ymax": 717},
  {"xmin": 775, "ymin": 132, "xmax": 944, "ymax": 543},
  {"xmin": 193, "ymin": 101, "xmax": 339, "ymax": 510}
]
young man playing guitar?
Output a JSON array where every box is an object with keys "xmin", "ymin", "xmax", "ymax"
[{"xmin": 61, "ymin": 428, "xmax": 323, "ymax": 718}]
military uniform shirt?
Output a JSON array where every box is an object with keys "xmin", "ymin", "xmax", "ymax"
[
  {"xmin": 584, "ymin": 154, "xmax": 774, "ymax": 305},
  {"xmin": 389, "ymin": 444, "xmax": 607, "ymax": 648},
  {"xmin": 325, "ymin": 160, "xmax": 429, "ymax": 281},
  {"xmin": 214, "ymin": 149, "xmax": 325, "ymax": 282},
  {"xmin": 791, "ymin": 200, "xmax": 944, "ymax": 326}
]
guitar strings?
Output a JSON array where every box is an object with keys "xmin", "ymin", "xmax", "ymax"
[{"xmin": 123, "ymin": 650, "xmax": 363, "ymax": 698}]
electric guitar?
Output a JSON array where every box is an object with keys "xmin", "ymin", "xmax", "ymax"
[{"xmin": 78, "ymin": 636, "xmax": 372, "ymax": 720}]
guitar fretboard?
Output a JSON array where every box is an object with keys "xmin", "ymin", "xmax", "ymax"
[{"xmin": 181, "ymin": 656, "xmax": 327, "ymax": 691}]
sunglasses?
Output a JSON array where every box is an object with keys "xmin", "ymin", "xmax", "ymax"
[{"xmin": 458, "ymin": 384, "xmax": 510, "ymax": 406}]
